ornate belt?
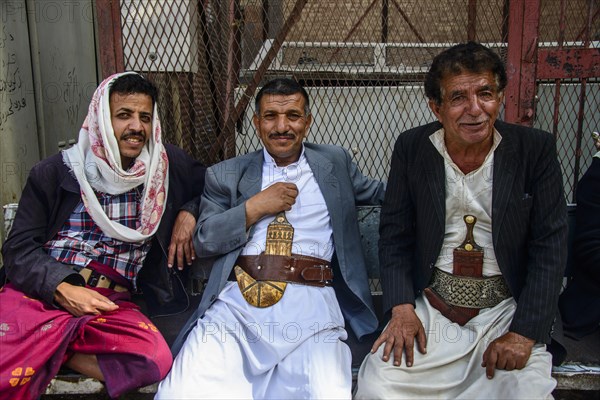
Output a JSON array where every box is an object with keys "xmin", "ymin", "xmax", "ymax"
[
  {"xmin": 234, "ymin": 212, "xmax": 333, "ymax": 308},
  {"xmin": 235, "ymin": 254, "xmax": 333, "ymax": 287},
  {"xmin": 429, "ymin": 268, "xmax": 511, "ymax": 309}
]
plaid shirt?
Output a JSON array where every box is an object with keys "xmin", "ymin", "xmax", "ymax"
[{"xmin": 44, "ymin": 188, "xmax": 151, "ymax": 287}]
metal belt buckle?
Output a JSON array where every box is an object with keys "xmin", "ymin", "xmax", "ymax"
[
  {"xmin": 87, "ymin": 269, "xmax": 101, "ymax": 287},
  {"xmin": 319, "ymin": 264, "xmax": 332, "ymax": 284}
]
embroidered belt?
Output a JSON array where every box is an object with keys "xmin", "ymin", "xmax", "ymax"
[
  {"xmin": 235, "ymin": 254, "xmax": 333, "ymax": 287},
  {"xmin": 79, "ymin": 267, "xmax": 129, "ymax": 293},
  {"xmin": 429, "ymin": 268, "xmax": 511, "ymax": 309}
]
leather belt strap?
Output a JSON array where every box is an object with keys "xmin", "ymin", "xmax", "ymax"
[
  {"xmin": 429, "ymin": 268, "xmax": 511, "ymax": 309},
  {"xmin": 79, "ymin": 267, "xmax": 129, "ymax": 293},
  {"xmin": 235, "ymin": 254, "xmax": 333, "ymax": 287}
]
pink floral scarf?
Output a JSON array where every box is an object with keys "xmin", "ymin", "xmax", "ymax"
[{"xmin": 62, "ymin": 72, "xmax": 168, "ymax": 242}]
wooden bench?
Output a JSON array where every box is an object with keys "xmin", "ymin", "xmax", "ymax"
[{"xmin": 1, "ymin": 204, "xmax": 598, "ymax": 397}]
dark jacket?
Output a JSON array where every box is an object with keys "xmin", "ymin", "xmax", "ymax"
[
  {"xmin": 380, "ymin": 120, "xmax": 568, "ymax": 345},
  {"xmin": 1, "ymin": 144, "xmax": 206, "ymax": 316},
  {"xmin": 559, "ymin": 156, "xmax": 600, "ymax": 339}
]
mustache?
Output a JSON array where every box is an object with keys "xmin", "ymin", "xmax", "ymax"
[
  {"xmin": 460, "ymin": 119, "xmax": 488, "ymax": 125},
  {"xmin": 268, "ymin": 132, "xmax": 295, "ymax": 139},
  {"xmin": 120, "ymin": 131, "xmax": 146, "ymax": 141}
]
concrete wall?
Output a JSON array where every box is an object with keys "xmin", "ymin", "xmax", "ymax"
[{"xmin": 0, "ymin": 0, "xmax": 99, "ymax": 244}]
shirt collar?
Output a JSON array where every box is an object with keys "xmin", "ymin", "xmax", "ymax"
[
  {"xmin": 429, "ymin": 128, "xmax": 503, "ymax": 170},
  {"xmin": 262, "ymin": 145, "xmax": 306, "ymax": 168}
]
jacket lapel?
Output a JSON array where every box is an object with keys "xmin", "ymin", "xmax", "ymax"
[
  {"xmin": 491, "ymin": 130, "xmax": 517, "ymax": 247},
  {"xmin": 238, "ymin": 151, "xmax": 264, "ymax": 202},
  {"xmin": 305, "ymin": 146, "xmax": 345, "ymax": 260},
  {"xmin": 304, "ymin": 146, "xmax": 339, "ymax": 217},
  {"xmin": 304, "ymin": 145, "xmax": 344, "ymax": 271},
  {"xmin": 60, "ymin": 170, "xmax": 81, "ymax": 194},
  {"xmin": 423, "ymin": 136, "xmax": 446, "ymax": 229},
  {"xmin": 236, "ymin": 151, "xmax": 264, "ymax": 238}
]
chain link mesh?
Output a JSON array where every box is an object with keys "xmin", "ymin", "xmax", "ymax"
[
  {"xmin": 119, "ymin": 0, "xmax": 508, "ymax": 176},
  {"xmin": 534, "ymin": 1, "xmax": 600, "ymax": 202},
  {"xmin": 119, "ymin": 0, "xmax": 598, "ymax": 290}
]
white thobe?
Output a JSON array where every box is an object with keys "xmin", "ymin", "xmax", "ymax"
[{"xmin": 156, "ymin": 147, "xmax": 352, "ymax": 399}]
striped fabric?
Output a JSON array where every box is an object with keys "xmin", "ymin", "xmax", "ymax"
[
  {"xmin": 44, "ymin": 188, "xmax": 151, "ymax": 286},
  {"xmin": 379, "ymin": 121, "xmax": 567, "ymax": 344}
]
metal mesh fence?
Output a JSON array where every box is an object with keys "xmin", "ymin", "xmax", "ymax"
[
  {"xmin": 119, "ymin": 1, "xmax": 598, "ymax": 209},
  {"xmin": 235, "ymin": 0, "xmax": 510, "ymax": 181},
  {"xmin": 534, "ymin": 1, "xmax": 600, "ymax": 202},
  {"xmin": 120, "ymin": 0, "xmax": 512, "ymax": 178},
  {"xmin": 118, "ymin": 0, "xmax": 598, "ymax": 185}
]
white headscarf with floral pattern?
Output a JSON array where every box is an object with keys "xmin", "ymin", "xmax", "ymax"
[{"xmin": 62, "ymin": 71, "xmax": 168, "ymax": 242}]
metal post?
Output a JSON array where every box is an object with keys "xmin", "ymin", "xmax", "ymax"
[
  {"xmin": 382, "ymin": 0, "xmax": 389, "ymax": 43},
  {"xmin": 551, "ymin": 0, "xmax": 567, "ymax": 142},
  {"xmin": 505, "ymin": 0, "xmax": 541, "ymax": 126},
  {"xmin": 219, "ymin": 0, "xmax": 242, "ymax": 159},
  {"xmin": 95, "ymin": 0, "xmax": 124, "ymax": 78},
  {"xmin": 572, "ymin": 0, "xmax": 595, "ymax": 201},
  {"xmin": 467, "ymin": 0, "xmax": 477, "ymax": 41}
]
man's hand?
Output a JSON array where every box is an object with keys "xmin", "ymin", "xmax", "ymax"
[
  {"xmin": 168, "ymin": 210, "xmax": 197, "ymax": 270},
  {"xmin": 371, "ymin": 304, "xmax": 427, "ymax": 367},
  {"xmin": 482, "ymin": 331, "xmax": 535, "ymax": 378},
  {"xmin": 54, "ymin": 282, "xmax": 119, "ymax": 317},
  {"xmin": 245, "ymin": 182, "xmax": 298, "ymax": 227}
]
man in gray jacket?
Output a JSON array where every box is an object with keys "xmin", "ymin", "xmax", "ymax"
[{"xmin": 157, "ymin": 78, "xmax": 385, "ymax": 399}]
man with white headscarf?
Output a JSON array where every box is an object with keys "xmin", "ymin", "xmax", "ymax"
[{"xmin": 0, "ymin": 72, "xmax": 205, "ymax": 399}]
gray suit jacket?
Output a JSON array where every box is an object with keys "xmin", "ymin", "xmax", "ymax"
[
  {"xmin": 172, "ymin": 143, "xmax": 385, "ymax": 354},
  {"xmin": 380, "ymin": 120, "xmax": 568, "ymax": 344}
]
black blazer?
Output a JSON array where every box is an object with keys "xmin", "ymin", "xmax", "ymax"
[
  {"xmin": 379, "ymin": 120, "xmax": 568, "ymax": 344},
  {"xmin": 559, "ymin": 157, "xmax": 600, "ymax": 338}
]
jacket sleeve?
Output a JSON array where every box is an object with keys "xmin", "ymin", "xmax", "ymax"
[
  {"xmin": 179, "ymin": 153, "xmax": 206, "ymax": 220},
  {"xmin": 378, "ymin": 133, "xmax": 419, "ymax": 312},
  {"xmin": 164, "ymin": 144, "xmax": 206, "ymax": 220},
  {"xmin": 509, "ymin": 132, "xmax": 568, "ymax": 343},
  {"xmin": 178, "ymin": 170, "xmax": 205, "ymax": 219},
  {"xmin": 193, "ymin": 165, "xmax": 249, "ymax": 258},
  {"xmin": 1, "ymin": 160, "xmax": 84, "ymax": 304},
  {"xmin": 343, "ymin": 147, "xmax": 386, "ymax": 205}
]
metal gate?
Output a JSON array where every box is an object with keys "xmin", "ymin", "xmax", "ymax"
[
  {"xmin": 506, "ymin": 0, "xmax": 599, "ymax": 202},
  {"xmin": 96, "ymin": 0, "xmax": 599, "ymax": 199}
]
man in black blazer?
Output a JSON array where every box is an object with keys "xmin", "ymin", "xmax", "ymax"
[{"xmin": 355, "ymin": 42, "xmax": 567, "ymax": 399}]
